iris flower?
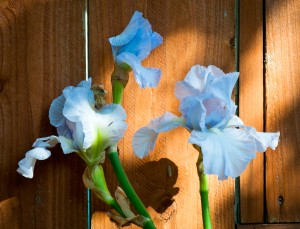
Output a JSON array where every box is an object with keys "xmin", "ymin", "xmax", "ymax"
[
  {"xmin": 17, "ymin": 79, "xmax": 128, "ymax": 178},
  {"xmin": 109, "ymin": 11, "xmax": 163, "ymax": 88},
  {"xmin": 133, "ymin": 65, "xmax": 280, "ymax": 180}
]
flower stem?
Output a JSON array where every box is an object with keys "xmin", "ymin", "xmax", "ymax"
[
  {"xmin": 112, "ymin": 80, "xmax": 124, "ymax": 104},
  {"xmin": 108, "ymin": 151, "xmax": 156, "ymax": 229},
  {"xmin": 84, "ymin": 165, "xmax": 126, "ymax": 218},
  {"xmin": 196, "ymin": 146, "xmax": 212, "ymax": 229},
  {"xmin": 199, "ymin": 174, "xmax": 212, "ymax": 229}
]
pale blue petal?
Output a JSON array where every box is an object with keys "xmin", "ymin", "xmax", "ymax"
[
  {"xmin": 58, "ymin": 136, "xmax": 78, "ymax": 154},
  {"xmin": 57, "ymin": 123, "xmax": 73, "ymax": 139},
  {"xmin": 17, "ymin": 147, "xmax": 52, "ymax": 178},
  {"xmin": 117, "ymin": 27, "xmax": 151, "ymax": 61},
  {"xmin": 77, "ymin": 78, "xmax": 92, "ymax": 88},
  {"xmin": 107, "ymin": 120, "xmax": 128, "ymax": 145},
  {"xmin": 244, "ymin": 127, "xmax": 280, "ymax": 152},
  {"xmin": 32, "ymin": 136, "xmax": 59, "ymax": 148},
  {"xmin": 175, "ymin": 65, "xmax": 212, "ymax": 100},
  {"xmin": 132, "ymin": 112, "xmax": 185, "ymax": 158},
  {"xmin": 27, "ymin": 147, "xmax": 52, "ymax": 160},
  {"xmin": 209, "ymin": 71, "xmax": 239, "ymax": 101},
  {"xmin": 63, "ymin": 86, "xmax": 74, "ymax": 99},
  {"xmin": 133, "ymin": 127, "xmax": 158, "ymax": 158},
  {"xmin": 226, "ymin": 115, "xmax": 244, "ymax": 127},
  {"xmin": 116, "ymin": 52, "xmax": 161, "ymax": 88},
  {"xmin": 226, "ymin": 116, "xmax": 280, "ymax": 152},
  {"xmin": 202, "ymin": 97, "xmax": 237, "ymax": 129},
  {"xmin": 63, "ymin": 87, "xmax": 95, "ymax": 122},
  {"xmin": 49, "ymin": 95, "xmax": 66, "ymax": 127},
  {"xmin": 97, "ymin": 104, "xmax": 127, "ymax": 124},
  {"xmin": 179, "ymin": 96, "xmax": 206, "ymax": 131},
  {"xmin": 150, "ymin": 32, "xmax": 163, "ymax": 50},
  {"xmin": 189, "ymin": 128, "xmax": 257, "ymax": 180},
  {"xmin": 17, "ymin": 155, "xmax": 36, "ymax": 178},
  {"xmin": 109, "ymin": 11, "xmax": 141, "ymax": 47}
]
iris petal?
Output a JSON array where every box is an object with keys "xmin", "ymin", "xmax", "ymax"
[
  {"xmin": 109, "ymin": 11, "xmax": 140, "ymax": 47},
  {"xmin": 17, "ymin": 147, "xmax": 52, "ymax": 178},
  {"xmin": 58, "ymin": 136, "xmax": 78, "ymax": 154},
  {"xmin": 133, "ymin": 112, "xmax": 185, "ymax": 158},
  {"xmin": 116, "ymin": 52, "xmax": 161, "ymax": 88},
  {"xmin": 189, "ymin": 128, "xmax": 257, "ymax": 180},
  {"xmin": 49, "ymin": 95, "xmax": 66, "ymax": 127}
]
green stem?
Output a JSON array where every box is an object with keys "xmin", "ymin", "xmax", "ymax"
[
  {"xmin": 200, "ymin": 174, "xmax": 212, "ymax": 229},
  {"xmin": 89, "ymin": 165, "xmax": 126, "ymax": 218},
  {"xmin": 112, "ymin": 80, "xmax": 124, "ymax": 104},
  {"xmin": 195, "ymin": 146, "xmax": 212, "ymax": 229},
  {"xmin": 108, "ymin": 151, "xmax": 156, "ymax": 229}
]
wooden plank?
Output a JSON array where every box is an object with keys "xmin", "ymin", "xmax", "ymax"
[
  {"xmin": 0, "ymin": 0, "xmax": 86, "ymax": 228},
  {"xmin": 238, "ymin": 224, "xmax": 300, "ymax": 229},
  {"xmin": 89, "ymin": 0, "xmax": 236, "ymax": 228},
  {"xmin": 239, "ymin": 0, "xmax": 264, "ymax": 223},
  {"xmin": 265, "ymin": 0, "xmax": 300, "ymax": 223}
]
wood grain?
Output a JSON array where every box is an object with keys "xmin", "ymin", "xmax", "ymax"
[
  {"xmin": 89, "ymin": 1, "xmax": 236, "ymax": 228},
  {"xmin": 265, "ymin": 0, "xmax": 300, "ymax": 223},
  {"xmin": 239, "ymin": 0, "xmax": 264, "ymax": 223},
  {"xmin": 0, "ymin": 0, "xmax": 86, "ymax": 228}
]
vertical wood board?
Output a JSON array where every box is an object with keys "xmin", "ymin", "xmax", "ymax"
[
  {"xmin": 239, "ymin": 0, "xmax": 264, "ymax": 223},
  {"xmin": 89, "ymin": 1, "xmax": 236, "ymax": 228},
  {"xmin": 0, "ymin": 0, "xmax": 87, "ymax": 228},
  {"xmin": 265, "ymin": 0, "xmax": 300, "ymax": 223}
]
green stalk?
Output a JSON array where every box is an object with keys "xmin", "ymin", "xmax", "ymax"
[
  {"xmin": 108, "ymin": 151, "xmax": 156, "ymax": 229},
  {"xmin": 89, "ymin": 165, "xmax": 126, "ymax": 218},
  {"xmin": 112, "ymin": 80, "xmax": 124, "ymax": 104},
  {"xmin": 200, "ymin": 174, "xmax": 212, "ymax": 229},
  {"xmin": 195, "ymin": 146, "xmax": 212, "ymax": 229}
]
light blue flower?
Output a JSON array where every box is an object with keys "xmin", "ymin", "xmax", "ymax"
[
  {"xmin": 133, "ymin": 65, "xmax": 280, "ymax": 180},
  {"xmin": 109, "ymin": 11, "xmax": 163, "ymax": 88},
  {"xmin": 17, "ymin": 79, "xmax": 128, "ymax": 178}
]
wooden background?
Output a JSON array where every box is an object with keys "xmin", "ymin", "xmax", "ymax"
[{"xmin": 0, "ymin": 0, "xmax": 299, "ymax": 228}]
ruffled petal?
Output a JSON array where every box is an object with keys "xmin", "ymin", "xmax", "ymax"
[
  {"xmin": 57, "ymin": 123, "xmax": 73, "ymax": 139},
  {"xmin": 109, "ymin": 11, "xmax": 140, "ymax": 47},
  {"xmin": 179, "ymin": 96, "xmax": 206, "ymax": 131},
  {"xmin": 175, "ymin": 65, "xmax": 211, "ymax": 100},
  {"xmin": 17, "ymin": 155, "xmax": 36, "ymax": 179},
  {"xmin": 117, "ymin": 25, "xmax": 152, "ymax": 61},
  {"xmin": 116, "ymin": 52, "xmax": 161, "ymax": 88},
  {"xmin": 209, "ymin": 71, "xmax": 239, "ymax": 102},
  {"xmin": 58, "ymin": 136, "xmax": 78, "ymax": 154},
  {"xmin": 107, "ymin": 120, "xmax": 128, "ymax": 146},
  {"xmin": 175, "ymin": 65, "xmax": 239, "ymax": 103},
  {"xmin": 32, "ymin": 136, "xmax": 59, "ymax": 148},
  {"xmin": 226, "ymin": 116, "xmax": 280, "ymax": 152},
  {"xmin": 49, "ymin": 95, "xmax": 66, "ymax": 127},
  {"xmin": 244, "ymin": 127, "xmax": 280, "ymax": 152},
  {"xmin": 97, "ymin": 104, "xmax": 127, "ymax": 124},
  {"xmin": 133, "ymin": 112, "xmax": 185, "ymax": 158},
  {"xmin": 77, "ymin": 78, "xmax": 92, "ymax": 88},
  {"xmin": 17, "ymin": 147, "xmax": 52, "ymax": 178},
  {"xmin": 132, "ymin": 127, "xmax": 158, "ymax": 158},
  {"xmin": 63, "ymin": 87, "xmax": 95, "ymax": 122},
  {"xmin": 189, "ymin": 128, "xmax": 257, "ymax": 180},
  {"xmin": 150, "ymin": 32, "xmax": 163, "ymax": 50}
]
